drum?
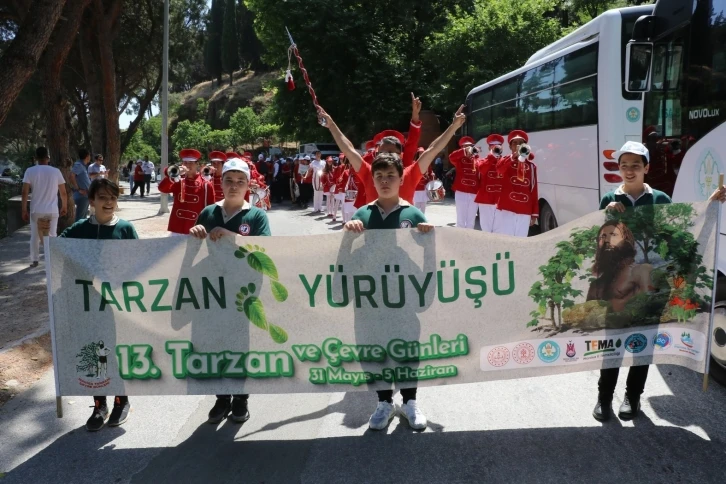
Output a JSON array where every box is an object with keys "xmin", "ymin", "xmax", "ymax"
[
  {"xmin": 344, "ymin": 174, "xmax": 357, "ymax": 201},
  {"xmin": 426, "ymin": 179, "xmax": 446, "ymax": 202},
  {"xmin": 345, "ymin": 189, "xmax": 358, "ymax": 201},
  {"xmin": 312, "ymin": 169, "xmax": 323, "ymax": 191},
  {"xmin": 251, "ymin": 187, "xmax": 269, "ymax": 209}
]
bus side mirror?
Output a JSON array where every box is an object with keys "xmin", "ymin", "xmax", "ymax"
[{"xmin": 625, "ymin": 41, "xmax": 654, "ymax": 93}]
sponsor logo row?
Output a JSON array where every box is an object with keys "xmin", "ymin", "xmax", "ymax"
[{"xmin": 481, "ymin": 330, "xmax": 702, "ymax": 370}]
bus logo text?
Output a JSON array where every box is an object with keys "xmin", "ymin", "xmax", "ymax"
[{"xmin": 689, "ymin": 108, "xmax": 720, "ymax": 120}]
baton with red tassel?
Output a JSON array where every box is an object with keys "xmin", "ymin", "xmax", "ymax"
[{"xmin": 285, "ymin": 27, "xmax": 326, "ymax": 126}]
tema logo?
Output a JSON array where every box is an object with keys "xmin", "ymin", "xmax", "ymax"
[
  {"xmin": 238, "ymin": 223, "xmax": 251, "ymax": 235},
  {"xmin": 565, "ymin": 341, "xmax": 576, "ymax": 358},
  {"xmin": 653, "ymin": 332, "xmax": 673, "ymax": 350},
  {"xmin": 538, "ymin": 340, "xmax": 560, "ymax": 363},
  {"xmin": 400, "ymin": 220, "xmax": 413, "ymax": 228},
  {"xmin": 680, "ymin": 332, "xmax": 694, "ymax": 348},
  {"xmin": 584, "ymin": 338, "xmax": 621, "ymax": 357},
  {"xmin": 625, "ymin": 333, "xmax": 648, "ymax": 354}
]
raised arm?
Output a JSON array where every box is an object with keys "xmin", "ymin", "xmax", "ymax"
[
  {"xmin": 402, "ymin": 93, "xmax": 422, "ymax": 168},
  {"xmin": 319, "ymin": 110, "xmax": 365, "ymax": 172},
  {"xmin": 416, "ymin": 105, "xmax": 466, "ymax": 174}
]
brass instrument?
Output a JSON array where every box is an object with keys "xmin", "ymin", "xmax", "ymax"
[
  {"xmin": 518, "ymin": 144, "xmax": 532, "ymax": 161},
  {"xmin": 492, "ymin": 145, "xmax": 503, "ymax": 157},
  {"xmin": 168, "ymin": 164, "xmax": 181, "ymax": 181}
]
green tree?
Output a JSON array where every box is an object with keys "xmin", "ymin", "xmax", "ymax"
[
  {"xmin": 221, "ymin": 0, "xmax": 239, "ymax": 85},
  {"xmin": 204, "ymin": 0, "xmax": 224, "ymax": 85},
  {"xmin": 171, "ymin": 120, "xmax": 212, "ymax": 158},
  {"xmin": 236, "ymin": 0, "xmax": 263, "ymax": 69},
  {"xmin": 123, "ymin": 130, "xmax": 160, "ymax": 163},
  {"xmin": 205, "ymin": 129, "xmax": 234, "ymax": 151},
  {"xmin": 229, "ymin": 107, "xmax": 259, "ymax": 146},
  {"xmin": 140, "ymin": 116, "xmax": 162, "ymax": 155}
]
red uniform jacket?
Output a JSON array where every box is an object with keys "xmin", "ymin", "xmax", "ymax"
[
  {"xmin": 474, "ymin": 154, "xmax": 503, "ymax": 205},
  {"xmin": 402, "ymin": 120, "xmax": 422, "ymax": 168},
  {"xmin": 212, "ymin": 175, "xmax": 224, "ymax": 202},
  {"xmin": 133, "ymin": 165, "xmax": 145, "ymax": 182},
  {"xmin": 495, "ymin": 154, "xmax": 539, "ymax": 216},
  {"xmin": 158, "ymin": 171, "xmax": 215, "ymax": 234},
  {"xmin": 335, "ymin": 166, "xmax": 350, "ymax": 194},
  {"xmin": 448, "ymin": 149, "xmax": 480, "ymax": 194}
]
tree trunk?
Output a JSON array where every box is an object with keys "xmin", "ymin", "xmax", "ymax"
[
  {"xmin": 0, "ymin": 0, "xmax": 66, "ymax": 126},
  {"xmin": 121, "ymin": 70, "xmax": 163, "ymax": 155},
  {"xmin": 40, "ymin": 0, "xmax": 92, "ymax": 233},
  {"xmin": 549, "ymin": 300, "xmax": 555, "ymax": 324},
  {"xmin": 79, "ymin": 30, "xmax": 105, "ymax": 157},
  {"xmin": 557, "ymin": 304, "xmax": 562, "ymax": 327}
]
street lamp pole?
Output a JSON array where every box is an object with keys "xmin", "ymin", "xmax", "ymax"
[{"xmin": 158, "ymin": 0, "xmax": 170, "ymax": 214}]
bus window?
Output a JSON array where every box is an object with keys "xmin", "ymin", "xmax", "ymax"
[
  {"xmin": 552, "ymin": 44, "xmax": 598, "ymax": 129},
  {"xmin": 471, "ymin": 109, "xmax": 492, "ymax": 140},
  {"xmin": 492, "ymin": 100, "xmax": 518, "ymax": 134},
  {"xmin": 492, "ymin": 76, "xmax": 519, "ymax": 104},
  {"xmin": 472, "ymin": 89, "xmax": 492, "ymax": 111},
  {"xmin": 554, "ymin": 43, "xmax": 598, "ymax": 85},
  {"xmin": 519, "ymin": 61, "xmax": 555, "ymax": 132}
]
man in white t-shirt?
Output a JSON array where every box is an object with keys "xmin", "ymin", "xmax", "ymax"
[
  {"xmin": 142, "ymin": 157, "xmax": 155, "ymax": 193},
  {"xmin": 309, "ymin": 150, "xmax": 326, "ymax": 212},
  {"xmin": 21, "ymin": 147, "xmax": 68, "ymax": 267},
  {"xmin": 87, "ymin": 154, "xmax": 107, "ymax": 180}
]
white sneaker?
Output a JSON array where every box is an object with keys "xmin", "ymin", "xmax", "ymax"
[
  {"xmin": 400, "ymin": 400, "xmax": 427, "ymax": 430},
  {"xmin": 368, "ymin": 401, "xmax": 397, "ymax": 430}
]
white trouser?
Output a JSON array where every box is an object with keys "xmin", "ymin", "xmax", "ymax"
[
  {"xmin": 333, "ymin": 193, "xmax": 345, "ymax": 219},
  {"xmin": 29, "ymin": 212, "xmax": 58, "ymax": 262},
  {"xmin": 343, "ymin": 201, "xmax": 355, "ymax": 222},
  {"xmin": 477, "ymin": 203, "xmax": 497, "ymax": 232},
  {"xmin": 327, "ymin": 190, "xmax": 336, "ymax": 214},
  {"xmin": 493, "ymin": 209, "xmax": 531, "ymax": 237},
  {"xmin": 455, "ymin": 191, "xmax": 478, "ymax": 229},
  {"xmin": 313, "ymin": 189, "xmax": 324, "ymax": 211},
  {"xmin": 413, "ymin": 190, "xmax": 428, "ymax": 213}
]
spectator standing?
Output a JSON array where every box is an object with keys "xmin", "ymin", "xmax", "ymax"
[
  {"xmin": 126, "ymin": 160, "xmax": 135, "ymax": 193},
  {"xmin": 434, "ymin": 155, "xmax": 444, "ymax": 181},
  {"xmin": 87, "ymin": 154, "xmax": 107, "ymax": 181},
  {"xmin": 69, "ymin": 149, "xmax": 92, "ymax": 221},
  {"xmin": 130, "ymin": 160, "xmax": 146, "ymax": 197},
  {"xmin": 21, "ymin": 147, "xmax": 68, "ymax": 267},
  {"xmin": 142, "ymin": 157, "xmax": 155, "ymax": 193}
]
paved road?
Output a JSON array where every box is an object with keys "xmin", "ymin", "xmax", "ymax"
[{"xmin": 1, "ymin": 195, "xmax": 725, "ymax": 483}]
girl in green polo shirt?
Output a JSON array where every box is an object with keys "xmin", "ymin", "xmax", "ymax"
[
  {"xmin": 189, "ymin": 158, "xmax": 270, "ymax": 425},
  {"xmin": 593, "ymin": 141, "xmax": 726, "ymax": 422},
  {"xmin": 345, "ymin": 152, "xmax": 433, "ymax": 431},
  {"xmin": 60, "ymin": 178, "xmax": 137, "ymax": 431}
]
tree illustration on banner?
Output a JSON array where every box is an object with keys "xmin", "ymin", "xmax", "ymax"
[
  {"xmin": 528, "ymin": 204, "xmax": 713, "ymax": 332},
  {"xmin": 234, "ymin": 244, "xmax": 289, "ymax": 343},
  {"xmin": 76, "ymin": 342, "xmax": 99, "ymax": 377}
]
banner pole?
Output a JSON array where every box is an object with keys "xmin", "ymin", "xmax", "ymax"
[
  {"xmin": 704, "ymin": 173, "xmax": 724, "ymax": 392},
  {"xmin": 46, "ymin": 240, "xmax": 62, "ymax": 417}
]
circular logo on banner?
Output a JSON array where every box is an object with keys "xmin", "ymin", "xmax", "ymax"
[
  {"xmin": 400, "ymin": 220, "xmax": 413, "ymax": 228},
  {"xmin": 512, "ymin": 342, "xmax": 535, "ymax": 365},
  {"xmin": 537, "ymin": 340, "xmax": 560, "ymax": 363},
  {"xmin": 487, "ymin": 346, "xmax": 510, "ymax": 367},
  {"xmin": 653, "ymin": 332, "xmax": 672, "ymax": 350},
  {"xmin": 626, "ymin": 107, "xmax": 641, "ymax": 123},
  {"xmin": 238, "ymin": 224, "xmax": 251, "ymax": 235},
  {"xmin": 625, "ymin": 333, "xmax": 648, "ymax": 354}
]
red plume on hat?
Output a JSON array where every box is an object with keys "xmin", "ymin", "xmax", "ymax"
[
  {"xmin": 285, "ymin": 69, "xmax": 295, "ymax": 91},
  {"xmin": 458, "ymin": 136, "xmax": 475, "ymax": 148}
]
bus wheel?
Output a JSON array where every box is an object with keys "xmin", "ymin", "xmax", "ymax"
[
  {"xmin": 539, "ymin": 202, "xmax": 557, "ymax": 233},
  {"xmin": 711, "ymin": 300, "xmax": 726, "ymax": 386}
]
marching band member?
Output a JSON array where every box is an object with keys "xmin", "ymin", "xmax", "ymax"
[
  {"xmin": 474, "ymin": 134, "xmax": 505, "ymax": 232},
  {"xmin": 323, "ymin": 156, "xmax": 336, "ymax": 217},
  {"xmin": 310, "ymin": 151, "xmax": 326, "ymax": 213},
  {"xmin": 492, "ymin": 130, "xmax": 538, "ymax": 237},
  {"xmin": 448, "ymin": 136, "xmax": 481, "ymax": 229},
  {"xmin": 334, "ymin": 155, "xmax": 350, "ymax": 222},
  {"xmin": 189, "ymin": 158, "xmax": 271, "ymax": 426},
  {"xmin": 296, "ymin": 155, "xmax": 313, "ymax": 208},
  {"xmin": 412, "ymin": 147, "xmax": 432, "ymax": 213},
  {"xmin": 209, "ymin": 151, "xmax": 227, "ymax": 203},
  {"xmin": 320, "ymin": 103, "xmax": 467, "ymax": 221},
  {"xmin": 158, "ymin": 148, "xmax": 215, "ymax": 236}
]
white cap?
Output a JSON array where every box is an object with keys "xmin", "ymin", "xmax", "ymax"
[
  {"xmin": 304, "ymin": 155, "xmax": 311, "ymax": 160},
  {"xmin": 222, "ymin": 158, "xmax": 250, "ymax": 179},
  {"xmin": 614, "ymin": 141, "xmax": 650, "ymax": 164}
]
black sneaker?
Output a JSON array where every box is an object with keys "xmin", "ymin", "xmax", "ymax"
[
  {"xmin": 618, "ymin": 394, "xmax": 641, "ymax": 420},
  {"xmin": 230, "ymin": 396, "xmax": 250, "ymax": 423},
  {"xmin": 86, "ymin": 399, "xmax": 109, "ymax": 431},
  {"xmin": 207, "ymin": 397, "xmax": 231, "ymax": 424},
  {"xmin": 592, "ymin": 397, "xmax": 612, "ymax": 421},
  {"xmin": 108, "ymin": 397, "xmax": 131, "ymax": 427}
]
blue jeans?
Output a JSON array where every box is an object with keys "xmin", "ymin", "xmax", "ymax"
[{"xmin": 73, "ymin": 193, "xmax": 89, "ymax": 221}]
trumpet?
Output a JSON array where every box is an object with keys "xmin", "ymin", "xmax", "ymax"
[
  {"xmin": 201, "ymin": 165, "xmax": 213, "ymax": 180},
  {"xmin": 518, "ymin": 143, "xmax": 532, "ymax": 161},
  {"xmin": 492, "ymin": 145, "xmax": 503, "ymax": 157},
  {"xmin": 168, "ymin": 164, "xmax": 181, "ymax": 181}
]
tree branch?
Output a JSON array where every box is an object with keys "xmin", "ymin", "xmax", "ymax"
[{"xmin": 121, "ymin": 69, "xmax": 162, "ymax": 154}]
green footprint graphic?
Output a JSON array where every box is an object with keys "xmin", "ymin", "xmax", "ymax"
[
  {"xmin": 234, "ymin": 245, "xmax": 288, "ymax": 302},
  {"xmin": 236, "ymin": 283, "xmax": 288, "ymax": 343}
]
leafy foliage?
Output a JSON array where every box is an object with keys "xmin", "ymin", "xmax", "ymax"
[
  {"xmin": 204, "ymin": 0, "xmax": 224, "ymax": 83},
  {"xmin": 221, "ymin": 0, "xmax": 240, "ymax": 84}
]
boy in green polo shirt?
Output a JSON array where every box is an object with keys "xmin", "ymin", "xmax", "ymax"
[
  {"xmin": 189, "ymin": 157, "xmax": 270, "ymax": 425},
  {"xmin": 592, "ymin": 141, "xmax": 726, "ymax": 422},
  {"xmin": 60, "ymin": 178, "xmax": 137, "ymax": 431},
  {"xmin": 345, "ymin": 152, "xmax": 433, "ymax": 431}
]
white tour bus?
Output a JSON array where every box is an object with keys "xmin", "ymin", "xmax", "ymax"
[{"xmin": 465, "ymin": 0, "xmax": 726, "ymax": 382}]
